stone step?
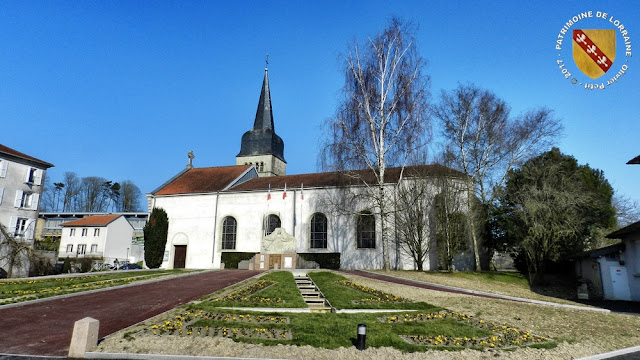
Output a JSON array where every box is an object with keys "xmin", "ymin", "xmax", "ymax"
[
  {"xmin": 294, "ymin": 273, "xmax": 334, "ymax": 312},
  {"xmin": 304, "ymin": 298, "xmax": 326, "ymax": 304},
  {"xmin": 309, "ymin": 307, "xmax": 333, "ymax": 313}
]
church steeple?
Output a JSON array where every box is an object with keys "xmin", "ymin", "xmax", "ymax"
[
  {"xmin": 253, "ymin": 69, "xmax": 275, "ymax": 131},
  {"xmin": 236, "ymin": 66, "xmax": 286, "ymax": 177}
]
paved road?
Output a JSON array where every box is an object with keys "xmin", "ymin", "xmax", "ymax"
[{"xmin": 0, "ymin": 270, "xmax": 259, "ymax": 357}]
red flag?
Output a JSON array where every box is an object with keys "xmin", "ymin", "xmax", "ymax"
[
  {"xmin": 283, "ymin": 183, "xmax": 287, "ymax": 199},
  {"xmin": 267, "ymin": 184, "xmax": 271, "ymax": 200},
  {"xmin": 301, "ymin": 183, "xmax": 304, "ymax": 200}
]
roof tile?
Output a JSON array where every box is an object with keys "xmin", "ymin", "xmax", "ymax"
[
  {"xmin": 61, "ymin": 214, "xmax": 122, "ymax": 227},
  {"xmin": 154, "ymin": 165, "xmax": 252, "ymax": 195},
  {"xmin": 0, "ymin": 144, "xmax": 54, "ymax": 168}
]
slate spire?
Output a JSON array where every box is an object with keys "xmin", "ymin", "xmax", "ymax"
[
  {"xmin": 253, "ymin": 68, "xmax": 274, "ymax": 131},
  {"xmin": 236, "ymin": 68, "xmax": 286, "ymax": 163}
]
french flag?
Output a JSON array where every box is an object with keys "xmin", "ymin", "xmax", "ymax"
[
  {"xmin": 267, "ymin": 184, "xmax": 271, "ymax": 200},
  {"xmin": 283, "ymin": 183, "xmax": 287, "ymax": 199}
]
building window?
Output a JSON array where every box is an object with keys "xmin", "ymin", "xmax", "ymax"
[
  {"xmin": 94, "ymin": 228, "xmax": 100, "ymax": 236},
  {"xmin": 356, "ymin": 211, "xmax": 375, "ymax": 249},
  {"xmin": 310, "ymin": 213, "xmax": 328, "ymax": 249},
  {"xmin": 77, "ymin": 244, "xmax": 86, "ymax": 255},
  {"xmin": 90, "ymin": 244, "xmax": 98, "ymax": 253},
  {"xmin": 66, "ymin": 244, "xmax": 73, "ymax": 253},
  {"xmin": 221, "ymin": 217, "xmax": 237, "ymax": 250},
  {"xmin": 14, "ymin": 218, "xmax": 28, "ymax": 237},
  {"xmin": 0, "ymin": 159, "xmax": 7, "ymax": 178},
  {"xmin": 266, "ymin": 214, "xmax": 281, "ymax": 235},
  {"xmin": 14, "ymin": 191, "xmax": 37, "ymax": 210},
  {"xmin": 26, "ymin": 168, "xmax": 36, "ymax": 183},
  {"xmin": 24, "ymin": 168, "xmax": 42, "ymax": 185},
  {"xmin": 81, "ymin": 228, "xmax": 88, "ymax": 236},
  {"xmin": 70, "ymin": 228, "xmax": 76, "ymax": 236}
]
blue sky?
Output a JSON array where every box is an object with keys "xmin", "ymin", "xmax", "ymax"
[{"xmin": 1, "ymin": 1, "xmax": 639, "ymax": 206}]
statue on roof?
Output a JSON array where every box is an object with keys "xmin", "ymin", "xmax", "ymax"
[{"xmin": 187, "ymin": 150, "xmax": 194, "ymax": 169}]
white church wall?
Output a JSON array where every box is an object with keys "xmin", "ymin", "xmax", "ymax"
[
  {"xmin": 149, "ymin": 172, "xmax": 468, "ymax": 271},
  {"xmin": 153, "ymin": 193, "xmax": 219, "ymax": 269}
]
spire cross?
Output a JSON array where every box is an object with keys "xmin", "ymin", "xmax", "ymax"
[{"xmin": 265, "ymin": 54, "xmax": 269, "ymax": 69}]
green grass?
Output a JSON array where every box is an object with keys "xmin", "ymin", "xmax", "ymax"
[
  {"xmin": 207, "ymin": 271, "xmax": 306, "ymax": 308},
  {"xmin": 0, "ymin": 270, "xmax": 189, "ymax": 305},
  {"xmin": 425, "ymin": 271, "xmax": 529, "ymax": 286},
  {"xmin": 309, "ymin": 271, "xmax": 440, "ymax": 310},
  {"xmin": 150, "ymin": 308, "xmax": 496, "ymax": 351},
  {"xmin": 126, "ymin": 271, "xmax": 555, "ymax": 352}
]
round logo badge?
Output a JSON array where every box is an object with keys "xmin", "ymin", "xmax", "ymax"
[{"xmin": 555, "ymin": 11, "xmax": 632, "ymax": 90}]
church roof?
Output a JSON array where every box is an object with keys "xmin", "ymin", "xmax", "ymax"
[
  {"xmin": 150, "ymin": 164, "xmax": 465, "ymax": 196},
  {"xmin": 61, "ymin": 214, "xmax": 122, "ymax": 227},
  {"xmin": 153, "ymin": 165, "xmax": 253, "ymax": 195},
  {"xmin": 0, "ymin": 144, "xmax": 54, "ymax": 168},
  {"xmin": 236, "ymin": 69, "xmax": 286, "ymax": 162},
  {"xmin": 229, "ymin": 164, "xmax": 467, "ymax": 192}
]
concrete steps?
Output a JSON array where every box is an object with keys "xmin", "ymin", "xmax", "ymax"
[{"xmin": 295, "ymin": 275, "xmax": 333, "ymax": 313}]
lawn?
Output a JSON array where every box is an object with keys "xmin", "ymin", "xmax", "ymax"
[
  {"xmin": 118, "ymin": 271, "xmax": 554, "ymax": 353},
  {"xmin": 204, "ymin": 271, "xmax": 307, "ymax": 308},
  {"xmin": 0, "ymin": 270, "xmax": 190, "ymax": 305},
  {"xmin": 97, "ymin": 270, "xmax": 640, "ymax": 359},
  {"xmin": 373, "ymin": 270, "xmax": 580, "ymax": 304},
  {"xmin": 309, "ymin": 271, "xmax": 438, "ymax": 310}
]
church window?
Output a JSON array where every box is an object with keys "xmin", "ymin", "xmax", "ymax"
[
  {"xmin": 310, "ymin": 213, "xmax": 327, "ymax": 249},
  {"xmin": 266, "ymin": 214, "xmax": 281, "ymax": 235},
  {"xmin": 356, "ymin": 211, "xmax": 375, "ymax": 249},
  {"xmin": 259, "ymin": 162, "xmax": 264, "ymax": 172},
  {"xmin": 222, "ymin": 217, "xmax": 237, "ymax": 250}
]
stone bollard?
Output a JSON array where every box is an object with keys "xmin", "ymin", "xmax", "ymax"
[{"xmin": 68, "ymin": 317, "xmax": 100, "ymax": 358}]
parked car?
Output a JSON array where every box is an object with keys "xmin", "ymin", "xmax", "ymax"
[{"xmin": 120, "ymin": 263, "xmax": 142, "ymax": 270}]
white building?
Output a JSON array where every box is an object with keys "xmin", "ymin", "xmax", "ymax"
[
  {"xmin": 147, "ymin": 69, "xmax": 468, "ymax": 271},
  {"xmin": 59, "ymin": 214, "xmax": 138, "ymax": 265},
  {"xmin": 0, "ymin": 144, "xmax": 53, "ymax": 277}
]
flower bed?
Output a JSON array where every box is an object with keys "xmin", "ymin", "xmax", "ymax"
[
  {"xmin": 140, "ymin": 310, "xmax": 291, "ymax": 340},
  {"xmin": 381, "ymin": 311, "xmax": 550, "ymax": 349},
  {"xmin": 335, "ymin": 279, "xmax": 409, "ymax": 304},
  {"xmin": 211, "ymin": 280, "xmax": 283, "ymax": 304}
]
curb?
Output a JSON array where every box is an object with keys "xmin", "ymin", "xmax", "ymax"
[
  {"xmin": 575, "ymin": 345, "xmax": 640, "ymax": 359},
  {"xmin": 87, "ymin": 353, "xmax": 285, "ymax": 360}
]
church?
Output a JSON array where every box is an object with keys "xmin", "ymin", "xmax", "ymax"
[{"xmin": 146, "ymin": 68, "xmax": 468, "ymax": 271}]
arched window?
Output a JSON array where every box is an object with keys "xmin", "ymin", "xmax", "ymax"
[
  {"xmin": 356, "ymin": 211, "xmax": 375, "ymax": 249},
  {"xmin": 310, "ymin": 213, "xmax": 327, "ymax": 249},
  {"xmin": 221, "ymin": 217, "xmax": 237, "ymax": 250},
  {"xmin": 266, "ymin": 214, "xmax": 281, "ymax": 235}
]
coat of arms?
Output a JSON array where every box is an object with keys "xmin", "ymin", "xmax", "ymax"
[{"xmin": 573, "ymin": 29, "xmax": 616, "ymax": 79}]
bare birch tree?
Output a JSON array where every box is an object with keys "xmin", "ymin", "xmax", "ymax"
[
  {"xmin": 395, "ymin": 175, "xmax": 434, "ymax": 271},
  {"xmin": 434, "ymin": 84, "xmax": 562, "ymax": 270},
  {"xmin": 321, "ymin": 18, "xmax": 430, "ymax": 270}
]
